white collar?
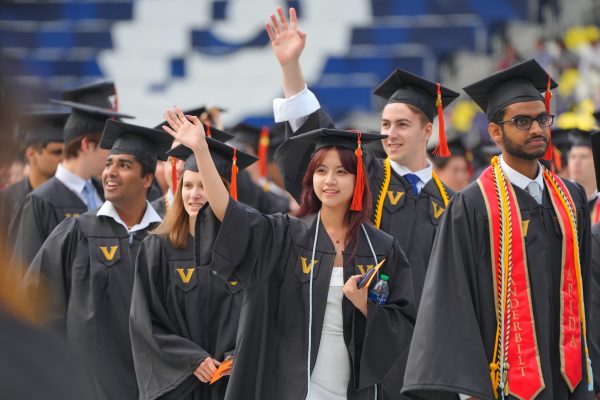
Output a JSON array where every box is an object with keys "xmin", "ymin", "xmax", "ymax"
[
  {"xmin": 389, "ymin": 159, "xmax": 433, "ymax": 185},
  {"xmin": 166, "ymin": 189, "xmax": 175, "ymax": 204},
  {"xmin": 96, "ymin": 201, "xmax": 162, "ymax": 233},
  {"xmin": 499, "ymin": 155, "xmax": 544, "ymax": 192},
  {"xmin": 55, "ymin": 163, "xmax": 89, "ymax": 194}
]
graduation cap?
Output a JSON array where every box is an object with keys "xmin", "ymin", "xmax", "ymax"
[
  {"xmin": 373, "ymin": 68, "xmax": 460, "ymax": 157},
  {"xmin": 153, "ymin": 106, "xmax": 233, "ymax": 143},
  {"xmin": 57, "ymin": 80, "xmax": 117, "ymax": 110},
  {"xmin": 60, "ymin": 102, "xmax": 134, "ymax": 145},
  {"xmin": 17, "ymin": 110, "xmax": 69, "ymax": 147},
  {"xmin": 463, "ymin": 59, "xmax": 558, "ymax": 160},
  {"xmin": 590, "ymin": 131, "xmax": 600, "ymax": 190},
  {"xmin": 289, "ymin": 128, "xmax": 387, "ymax": 211},
  {"xmin": 167, "ymin": 139, "xmax": 257, "ymax": 201},
  {"xmin": 100, "ymin": 120, "xmax": 174, "ymax": 171}
]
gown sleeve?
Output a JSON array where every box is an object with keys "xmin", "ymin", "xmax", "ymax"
[
  {"xmin": 205, "ymin": 198, "xmax": 289, "ymax": 290},
  {"xmin": 402, "ymin": 192, "xmax": 495, "ymax": 400},
  {"xmin": 11, "ymin": 195, "xmax": 59, "ymax": 269},
  {"xmin": 129, "ymin": 236, "xmax": 210, "ymax": 400},
  {"xmin": 351, "ymin": 239, "xmax": 417, "ymax": 390},
  {"xmin": 21, "ymin": 217, "xmax": 79, "ymax": 333}
]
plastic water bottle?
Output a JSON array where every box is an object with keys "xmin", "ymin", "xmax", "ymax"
[{"xmin": 368, "ymin": 274, "xmax": 389, "ymax": 305}]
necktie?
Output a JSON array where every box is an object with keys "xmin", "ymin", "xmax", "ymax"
[
  {"xmin": 404, "ymin": 173, "xmax": 420, "ymax": 197},
  {"xmin": 84, "ymin": 181, "xmax": 98, "ymax": 211},
  {"xmin": 526, "ymin": 181, "xmax": 542, "ymax": 205}
]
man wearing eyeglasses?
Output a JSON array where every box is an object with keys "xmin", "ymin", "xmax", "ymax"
[
  {"xmin": 402, "ymin": 59, "xmax": 595, "ymax": 400},
  {"xmin": 0, "ymin": 111, "xmax": 66, "ymax": 251}
]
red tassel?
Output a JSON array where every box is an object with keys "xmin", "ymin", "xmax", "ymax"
[
  {"xmin": 433, "ymin": 83, "xmax": 450, "ymax": 157},
  {"xmin": 206, "ymin": 122, "xmax": 212, "ymax": 138},
  {"xmin": 350, "ymin": 133, "xmax": 365, "ymax": 211},
  {"xmin": 171, "ymin": 157, "xmax": 178, "ymax": 194},
  {"xmin": 543, "ymin": 75, "xmax": 553, "ymax": 161},
  {"xmin": 258, "ymin": 126, "xmax": 270, "ymax": 178},
  {"xmin": 230, "ymin": 147, "xmax": 239, "ymax": 201}
]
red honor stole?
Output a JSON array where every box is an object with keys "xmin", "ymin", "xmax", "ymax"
[{"xmin": 478, "ymin": 156, "xmax": 591, "ymax": 400}]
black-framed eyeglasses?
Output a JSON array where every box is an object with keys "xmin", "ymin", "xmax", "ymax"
[{"xmin": 495, "ymin": 114, "xmax": 554, "ymax": 130}]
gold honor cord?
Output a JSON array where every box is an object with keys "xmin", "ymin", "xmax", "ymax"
[{"xmin": 373, "ymin": 158, "xmax": 392, "ymax": 229}]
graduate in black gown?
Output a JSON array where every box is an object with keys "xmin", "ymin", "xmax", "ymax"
[
  {"xmin": 588, "ymin": 131, "xmax": 600, "ymax": 396},
  {"xmin": 22, "ymin": 120, "xmax": 172, "ymax": 400},
  {"xmin": 266, "ymin": 7, "xmax": 459, "ymax": 307},
  {"xmin": 130, "ymin": 141, "xmax": 257, "ymax": 400},
  {"xmin": 11, "ymin": 82, "xmax": 134, "ymax": 268},
  {"xmin": 163, "ymin": 107, "xmax": 416, "ymax": 400},
  {"xmin": 402, "ymin": 59, "xmax": 595, "ymax": 400},
  {"xmin": 0, "ymin": 110, "xmax": 66, "ymax": 249}
]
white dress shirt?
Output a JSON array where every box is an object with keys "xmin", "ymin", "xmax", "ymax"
[
  {"xmin": 97, "ymin": 200, "xmax": 162, "ymax": 235},
  {"xmin": 499, "ymin": 156, "xmax": 544, "ymax": 194},
  {"xmin": 273, "ymin": 85, "xmax": 321, "ymax": 132},
  {"xmin": 390, "ymin": 160, "xmax": 433, "ymax": 190}
]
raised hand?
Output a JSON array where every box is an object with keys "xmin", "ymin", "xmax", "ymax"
[
  {"xmin": 266, "ymin": 7, "xmax": 306, "ymax": 67},
  {"xmin": 162, "ymin": 107, "xmax": 206, "ymax": 151}
]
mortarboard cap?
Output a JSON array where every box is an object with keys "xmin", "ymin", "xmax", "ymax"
[
  {"xmin": 17, "ymin": 110, "xmax": 69, "ymax": 147},
  {"xmin": 590, "ymin": 131, "xmax": 600, "ymax": 190},
  {"xmin": 100, "ymin": 120, "xmax": 173, "ymax": 171},
  {"xmin": 373, "ymin": 69, "xmax": 460, "ymax": 122},
  {"xmin": 463, "ymin": 59, "xmax": 558, "ymax": 119},
  {"xmin": 288, "ymin": 128, "xmax": 386, "ymax": 151},
  {"xmin": 57, "ymin": 80, "xmax": 117, "ymax": 109},
  {"xmin": 61, "ymin": 102, "xmax": 134, "ymax": 144},
  {"xmin": 229, "ymin": 123, "xmax": 263, "ymax": 148},
  {"xmin": 154, "ymin": 106, "xmax": 233, "ymax": 143},
  {"xmin": 268, "ymin": 122, "xmax": 286, "ymax": 161},
  {"xmin": 167, "ymin": 140, "xmax": 257, "ymax": 178},
  {"xmin": 167, "ymin": 139, "xmax": 257, "ymax": 200},
  {"xmin": 373, "ymin": 68, "xmax": 460, "ymax": 157}
]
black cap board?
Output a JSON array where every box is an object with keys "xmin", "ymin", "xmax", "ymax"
[
  {"xmin": 61, "ymin": 102, "xmax": 134, "ymax": 144},
  {"xmin": 167, "ymin": 139, "xmax": 257, "ymax": 179},
  {"xmin": 288, "ymin": 128, "xmax": 387, "ymax": 152},
  {"xmin": 100, "ymin": 120, "xmax": 174, "ymax": 170},
  {"xmin": 57, "ymin": 80, "xmax": 116, "ymax": 109},
  {"xmin": 17, "ymin": 110, "xmax": 69, "ymax": 147},
  {"xmin": 372, "ymin": 68, "xmax": 460, "ymax": 122},
  {"xmin": 154, "ymin": 107, "xmax": 234, "ymax": 143},
  {"xmin": 463, "ymin": 59, "xmax": 558, "ymax": 119}
]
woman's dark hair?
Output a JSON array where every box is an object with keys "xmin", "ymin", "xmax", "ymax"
[{"xmin": 296, "ymin": 146, "xmax": 372, "ymax": 252}]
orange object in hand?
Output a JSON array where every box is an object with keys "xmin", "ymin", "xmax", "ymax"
[{"xmin": 210, "ymin": 357, "xmax": 234, "ymax": 384}]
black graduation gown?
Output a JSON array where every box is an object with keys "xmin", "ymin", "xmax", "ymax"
[
  {"xmin": 130, "ymin": 206, "xmax": 242, "ymax": 400},
  {"xmin": 0, "ymin": 177, "xmax": 32, "ymax": 249},
  {"xmin": 204, "ymin": 199, "xmax": 416, "ymax": 400},
  {"xmin": 0, "ymin": 307, "xmax": 99, "ymax": 400},
  {"xmin": 147, "ymin": 177, "xmax": 164, "ymax": 202},
  {"xmin": 22, "ymin": 209, "xmax": 158, "ymax": 400},
  {"xmin": 10, "ymin": 176, "xmax": 104, "ymax": 268},
  {"xmin": 402, "ymin": 179, "xmax": 593, "ymax": 400},
  {"xmin": 274, "ymin": 109, "xmax": 453, "ymax": 306},
  {"xmin": 236, "ymin": 170, "xmax": 290, "ymax": 214}
]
